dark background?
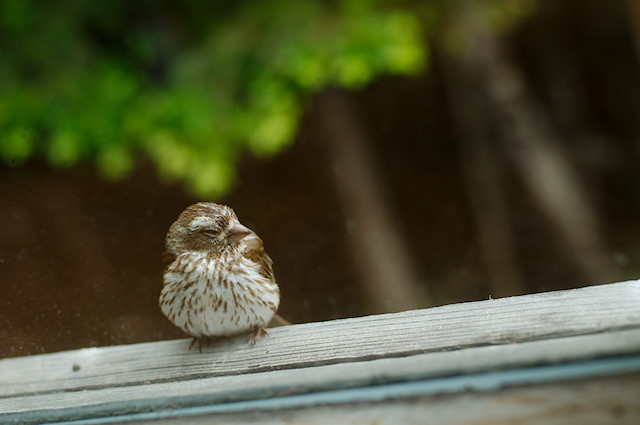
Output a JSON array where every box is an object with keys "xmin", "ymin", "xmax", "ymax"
[{"xmin": 2, "ymin": 0, "xmax": 640, "ymax": 357}]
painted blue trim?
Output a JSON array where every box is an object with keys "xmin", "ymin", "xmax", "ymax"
[{"xmin": 46, "ymin": 354, "xmax": 640, "ymax": 425}]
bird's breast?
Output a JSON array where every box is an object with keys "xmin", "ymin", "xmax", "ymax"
[{"xmin": 160, "ymin": 251, "xmax": 279, "ymax": 337}]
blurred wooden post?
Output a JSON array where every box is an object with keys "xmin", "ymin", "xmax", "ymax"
[
  {"xmin": 442, "ymin": 15, "xmax": 526, "ymax": 297},
  {"xmin": 441, "ymin": 1, "xmax": 619, "ymax": 284},
  {"xmin": 314, "ymin": 89, "xmax": 431, "ymax": 312}
]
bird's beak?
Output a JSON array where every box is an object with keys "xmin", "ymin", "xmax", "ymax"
[{"xmin": 227, "ymin": 223, "xmax": 252, "ymax": 244}]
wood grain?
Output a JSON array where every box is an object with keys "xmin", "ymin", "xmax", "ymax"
[
  {"xmin": 1, "ymin": 280, "xmax": 640, "ymax": 398},
  {"xmin": 133, "ymin": 372, "xmax": 640, "ymax": 425},
  {"xmin": 1, "ymin": 280, "xmax": 640, "ymax": 424},
  {"xmin": 4, "ymin": 329, "xmax": 640, "ymax": 416}
]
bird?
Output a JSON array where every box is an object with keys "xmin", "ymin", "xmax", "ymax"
[{"xmin": 159, "ymin": 202, "xmax": 281, "ymax": 349}]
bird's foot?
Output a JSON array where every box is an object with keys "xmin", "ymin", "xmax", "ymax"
[
  {"xmin": 189, "ymin": 336, "xmax": 214, "ymax": 352},
  {"xmin": 248, "ymin": 326, "xmax": 268, "ymax": 346}
]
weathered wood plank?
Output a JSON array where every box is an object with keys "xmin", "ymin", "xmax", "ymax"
[
  {"xmin": 134, "ymin": 371, "xmax": 640, "ymax": 425},
  {"xmin": 1, "ymin": 280, "xmax": 639, "ymax": 399},
  {"xmin": 1, "ymin": 280, "xmax": 640, "ymax": 424},
  {"xmin": 3, "ymin": 329, "xmax": 640, "ymax": 417}
]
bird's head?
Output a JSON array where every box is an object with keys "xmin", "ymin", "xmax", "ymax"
[{"xmin": 165, "ymin": 202, "xmax": 253, "ymax": 258}]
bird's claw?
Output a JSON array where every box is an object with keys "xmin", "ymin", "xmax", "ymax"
[
  {"xmin": 189, "ymin": 336, "xmax": 213, "ymax": 352},
  {"xmin": 189, "ymin": 337, "xmax": 201, "ymax": 352},
  {"xmin": 248, "ymin": 326, "xmax": 268, "ymax": 346}
]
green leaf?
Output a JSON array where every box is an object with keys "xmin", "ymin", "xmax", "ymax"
[
  {"xmin": 47, "ymin": 130, "xmax": 82, "ymax": 167},
  {"xmin": 97, "ymin": 145, "xmax": 134, "ymax": 179},
  {"xmin": 0, "ymin": 127, "xmax": 36, "ymax": 165}
]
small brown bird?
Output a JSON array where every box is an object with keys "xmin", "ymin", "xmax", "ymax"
[{"xmin": 159, "ymin": 202, "xmax": 280, "ymax": 347}]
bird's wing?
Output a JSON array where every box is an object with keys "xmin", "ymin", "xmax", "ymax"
[
  {"xmin": 161, "ymin": 247, "xmax": 177, "ymax": 277},
  {"xmin": 242, "ymin": 233, "xmax": 275, "ymax": 283}
]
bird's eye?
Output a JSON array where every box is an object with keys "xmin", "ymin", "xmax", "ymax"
[{"xmin": 203, "ymin": 229, "xmax": 218, "ymax": 237}]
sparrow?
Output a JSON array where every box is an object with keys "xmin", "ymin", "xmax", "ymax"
[{"xmin": 159, "ymin": 202, "xmax": 281, "ymax": 348}]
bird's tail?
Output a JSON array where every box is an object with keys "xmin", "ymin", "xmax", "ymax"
[{"xmin": 268, "ymin": 314, "xmax": 291, "ymax": 327}]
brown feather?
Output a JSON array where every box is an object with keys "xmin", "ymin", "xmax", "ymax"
[
  {"xmin": 161, "ymin": 248, "xmax": 176, "ymax": 270},
  {"xmin": 243, "ymin": 233, "xmax": 275, "ymax": 283}
]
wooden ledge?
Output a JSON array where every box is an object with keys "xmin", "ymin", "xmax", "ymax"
[{"xmin": 1, "ymin": 280, "xmax": 640, "ymax": 424}]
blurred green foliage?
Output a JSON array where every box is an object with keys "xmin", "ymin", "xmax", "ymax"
[{"xmin": 0, "ymin": 0, "xmax": 428, "ymax": 196}]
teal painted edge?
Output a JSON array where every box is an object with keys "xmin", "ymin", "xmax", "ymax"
[{"xmin": 6, "ymin": 355, "xmax": 640, "ymax": 425}]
